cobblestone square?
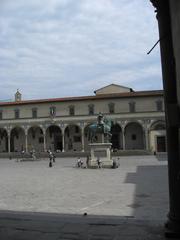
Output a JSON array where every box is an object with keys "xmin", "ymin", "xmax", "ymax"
[{"xmin": 0, "ymin": 155, "xmax": 168, "ymax": 220}]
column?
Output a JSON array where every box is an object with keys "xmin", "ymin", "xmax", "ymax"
[
  {"xmin": 8, "ymin": 131, "xmax": 11, "ymax": 154},
  {"xmin": 122, "ymin": 127, "xmax": 125, "ymax": 150},
  {"xmin": 42, "ymin": 129, "xmax": 47, "ymax": 152},
  {"xmin": 81, "ymin": 128, "xmax": 85, "ymax": 152},
  {"xmin": 25, "ymin": 133, "xmax": 28, "ymax": 152},
  {"xmin": 62, "ymin": 130, "xmax": 65, "ymax": 152},
  {"xmin": 144, "ymin": 128, "xmax": 149, "ymax": 151},
  {"xmin": 42, "ymin": 127, "xmax": 47, "ymax": 152},
  {"xmin": 43, "ymin": 133, "xmax": 46, "ymax": 152}
]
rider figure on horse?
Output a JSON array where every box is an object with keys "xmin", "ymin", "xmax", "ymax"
[
  {"xmin": 88, "ymin": 113, "xmax": 112, "ymax": 143},
  {"xmin": 97, "ymin": 112, "xmax": 104, "ymax": 132}
]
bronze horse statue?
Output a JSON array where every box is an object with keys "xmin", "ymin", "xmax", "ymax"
[{"xmin": 88, "ymin": 113, "xmax": 113, "ymax": 143}]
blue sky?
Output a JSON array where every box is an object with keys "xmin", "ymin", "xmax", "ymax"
[{"xmin": 0, "ymin": 0, "xmax": 162, "ymax": 101}]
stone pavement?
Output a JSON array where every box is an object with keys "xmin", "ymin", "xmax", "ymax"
[{"xmin": 0, "ymin": 155, "xmax": 170, "ymax": 239}]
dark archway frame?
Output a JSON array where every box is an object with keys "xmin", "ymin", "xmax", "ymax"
[{"xmin": 150, "ymin": 0, "xmax": 180, "ymax": 237}]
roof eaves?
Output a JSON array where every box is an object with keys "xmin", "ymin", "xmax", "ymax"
[{"xmin": 0, "ymin": 90, "xmax": 164, "ymax": 107}]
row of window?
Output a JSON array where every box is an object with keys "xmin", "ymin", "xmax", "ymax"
[{"xmin": 0, "ymin": 100, "xmax": 163, "ymax": 120}]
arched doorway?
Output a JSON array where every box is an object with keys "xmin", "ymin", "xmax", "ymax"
[
  {"xmin": 0, "ymin": 128, "xmax": 8, "ymax": 152},
  {"xmin": 125, "ymin": 122, "xmax": 144, "ymax": 150},
  {"xmin": 149, "ymin": 121, "xmax": 166, "ymax": 153},
  {"xmin": 46, "ymin": 125, "xmax": 62, "ymax": 152},
  {"xmin": 64, "ymin": 125, "xmax": 81, "ymax": 152},
  {"xmin": 28, "ymin": 126, "xmax": 44, "ymax": 152},
  {"xmin": 10, "ymin": 127, "xmax": 25, "ymax": 152},
  {"xmin": 111, "ymin": 123, "xmax": 122, "ymax": 150}
]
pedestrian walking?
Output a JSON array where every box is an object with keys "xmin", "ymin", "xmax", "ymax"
[
  {"xmin": 49, "ymin": 159, "xmax": 52, "ymax": 167},
  {"xmin": 21, "ymin": 150, "xmax": 25, "ymax": 160},
  {"xmin": 52, "ymin": 152, "xmax": 56, "ymax": 162},
  {"xmin": 48, "ymin": 150, "xmax": 53, "ymax": 167}
]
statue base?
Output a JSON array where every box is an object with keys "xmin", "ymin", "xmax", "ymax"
[{"xmin": 88, "ymin": 143, "xmax": 113, "ymax": 168}]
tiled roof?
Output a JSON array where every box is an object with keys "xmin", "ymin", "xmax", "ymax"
[{"xmin": 0, "ymin": 90, "xmax": 163, "ymax": 107}]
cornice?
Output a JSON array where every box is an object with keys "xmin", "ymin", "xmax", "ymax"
[
  {"xmin": 150, "ymin": 0, "xmax": 160, "ymax": 19},
  {"xmin": 150, "ymin": 0, "xmax": 170, "ymax": 16},
  {"xmin": 150, "ymin": 0, "xmax": 160, "ymax": 8}
]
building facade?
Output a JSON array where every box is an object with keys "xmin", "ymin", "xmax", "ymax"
[{"xmin": 0, "ymin": 84, "xmax": 166, "ymax": 154}]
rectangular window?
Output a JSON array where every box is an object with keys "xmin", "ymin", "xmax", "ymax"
[
  {"xmin": 50, "ymin": 106, "xmax": 56, "ymax": 117},
  {"xmin": 129, "ymin": 102, "xmax": 136, "ymax": 113},
  {"xmin": 156, "ymin": 100, "xmax": 163, "ymax": 111},
  {"xmin": 14, "ymin": 109, "xmax": 20, "ymax": 119},
  {"xmin": 0, "ymin": 111, "xmax": 2, "ymax": 120},
  {"xmin": 108, "ymin": 103, "xmax": 115, "ymax": 114},
  {"xmin": 32, "ymin": 108, "xmax": 37, "ymax": 118},
  {"xmin": 88, "ymin": 104, "xmax": 94, "ymax": 115},
  {"xmin": 69, "ymin": 105, "xmax": 75, "ymax": 116}
]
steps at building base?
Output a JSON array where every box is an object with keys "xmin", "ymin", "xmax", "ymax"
[{"xmin": 0, "ymin": 150, "xmax": 155, "ymax": 159}]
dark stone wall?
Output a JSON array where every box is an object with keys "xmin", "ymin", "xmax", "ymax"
[{"xmin": 169, "ymin": 1, "xmax": 180, "ymax": 103}]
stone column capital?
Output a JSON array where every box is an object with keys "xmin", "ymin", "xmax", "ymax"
[
  {"xmin": 25, "ymin": 129, "xmax": 28, "ymax": 136},
  {"xmin": 6, "ymin": 127, "xmax": 12, "ymax": 136},
  {"xmin": 121, "ymin": 124, "xmax": 126, "ymax": 131},
  {"xmin": 79, "ymin": 121, "xmax": 85, "ymax": 128}
]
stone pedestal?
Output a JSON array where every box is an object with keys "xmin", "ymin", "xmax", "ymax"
[{"xmin": 89, "ymin": 143, "xmax": 113, "ymax": 168}]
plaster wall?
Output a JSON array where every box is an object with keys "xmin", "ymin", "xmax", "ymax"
[
  {"xmin": 125, "ymin": 123, "xmax": 144, "ymax": 150},
  {"xmin": 0, "ymin": 96, "xmax": 164, "ymax": 120},
  {"xmin": 95, "ymin": 85, "xmax": 131, "ymax": 94}
]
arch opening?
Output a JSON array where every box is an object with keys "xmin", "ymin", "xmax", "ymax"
[
  {"xmin": 46, "ymin": 125, "xmax": 62, "ymax": 152},
  {"xmin": 111, "ymin": 123, "xmax": 122, "ymax": 150},
  {"xmin": 0, "ymin": 128, "xmax": 8, "ymax": 152},
  {"xmin": 65, "ymin": 125, "xmax": 81, "ymax": 152},
  {"xmin": 28, "ymin": 126, "xmax": 44, "ymax": 152},
  {"xmin": 10, "ymin": 127, "xmax": 25, "ymax": 152}
]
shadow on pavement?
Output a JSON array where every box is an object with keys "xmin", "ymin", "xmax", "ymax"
[
  {"xmin": 0, "ymin": 210, "xmax": 166, "ymax": 240},
  {"xmin": 125, "ymin": 165, "xmax": 169, "ymax": 220}
]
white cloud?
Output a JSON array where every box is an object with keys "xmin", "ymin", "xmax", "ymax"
[{"xmin": 0, "ymin": 0, "xmax": 162, "ymax": 100}]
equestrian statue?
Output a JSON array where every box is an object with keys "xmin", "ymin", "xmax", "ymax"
[{"xmin": 88, "ymin": 113, "xmax": 113, "ymax": 143}]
